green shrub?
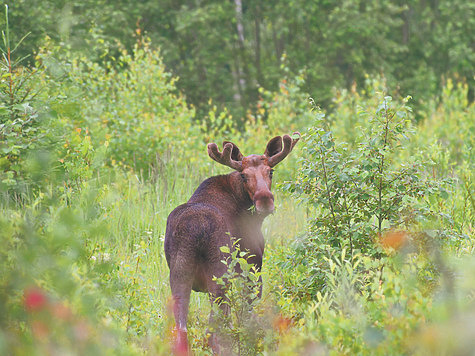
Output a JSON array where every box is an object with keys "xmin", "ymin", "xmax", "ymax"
[
  {"xmin": 38, "ymin": 37, "xmax": 198, "ymax": 178},
  {"xmin": 283, "ymin": 95, "xmax": 447, "ymax": 296},
  {"xmin": 211, "ymin": 242, "xmax": 278, "ymax": 355},
  {"xmin": 408, "ymin": 80, "xmax": 474, "ymax": 250},
  {"xmin": 0, "ymin": 170, "xmax": 134, "ymax": 355},
  {"xmin": 0, "ymin": 5, "xmax": 57, "ymax": 198}
]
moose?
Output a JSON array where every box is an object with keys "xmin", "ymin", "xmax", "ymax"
[{"xmin": 164, "ymin": 133, "xmax": 300, "ymax": 354}]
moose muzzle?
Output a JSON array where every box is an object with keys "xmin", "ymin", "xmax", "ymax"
[{"xmin": 253, "ymin": 190, "xmax": 275, "ymax": 214}]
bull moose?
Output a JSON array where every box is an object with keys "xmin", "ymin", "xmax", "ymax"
[{"xmin": 164, "ymin": 133, "xmax": 300, "ymax": 354}]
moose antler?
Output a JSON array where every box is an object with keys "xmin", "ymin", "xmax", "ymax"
[
  {"xmin": 207, "ymin": 142, "xmax": 243, "ymax": 171},
  {"xmin": 267, "ymin": 132, "xmax": 300, "ymax": 167}
]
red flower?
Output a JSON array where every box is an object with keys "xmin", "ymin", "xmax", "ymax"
[{"xmin": 24, "ymin": 287, "xmax": 48, "ymax": 312}]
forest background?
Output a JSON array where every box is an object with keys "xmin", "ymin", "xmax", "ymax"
[{"xmin": 0, "ymin": 1, "xmax": 473, "ymax": 355}]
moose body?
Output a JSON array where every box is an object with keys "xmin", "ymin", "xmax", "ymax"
[{"xmin": 164, "ymin": 133, "xmax": 299, "ymax": 354}]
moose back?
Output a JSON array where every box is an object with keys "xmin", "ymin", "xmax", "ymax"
[{"xmin": 164, "ymin": 133, "xmax": 299, "ymax": 354}]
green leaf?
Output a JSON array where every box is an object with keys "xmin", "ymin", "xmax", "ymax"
[{"xmin": 220, "ymin": 245, "xmax": 230, "ymax": 254}]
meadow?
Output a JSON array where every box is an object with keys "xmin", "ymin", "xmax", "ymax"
[{"xmin": 1, "ymin": 5, "xmax": 474, "ymax": 355}]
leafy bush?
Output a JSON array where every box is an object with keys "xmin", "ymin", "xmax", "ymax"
[
  {"xmin": 0, "ymin": 167, "xmax": 131, "ymax": 354},
  {"xmin": 282, "ymin": 94, "xmax": 449, "ymax": 297},
  {"xmin": 210, "ymin": 242, "xmax": 278, "ymax": 355},
  {"xmin": 0, "ymin": 5, "xmax": 55, "ymax": 197},
  {"xmin": 38, "ymin": 37, "xmax": 198, "ymax": 179}
]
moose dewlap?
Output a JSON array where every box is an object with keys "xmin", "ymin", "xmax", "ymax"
[{"xmin": 164, "ymin": 133, "xmax": 299, "ymax": 354}]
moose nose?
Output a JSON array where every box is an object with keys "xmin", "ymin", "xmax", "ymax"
[{"xmin": 254, "ymin": 191, "xmax": 274, "ymax": 214}]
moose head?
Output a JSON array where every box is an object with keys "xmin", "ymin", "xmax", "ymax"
[{"xmin": 207, "ymin": 133, "xmax": 300, "ymax": 214}]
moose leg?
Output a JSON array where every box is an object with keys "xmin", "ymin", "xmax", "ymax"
[{"xmin": 170, "ymin": 264, "xmax": 194, "ymax": 355}]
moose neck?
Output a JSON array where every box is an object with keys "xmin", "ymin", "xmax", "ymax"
[
  {"xmin": 188, "ymin": 171, "xmax": 267, "ymax": 259},
  {"xmin": 188, "ymin": 172, "xmax": 260, "ymax": 218}
]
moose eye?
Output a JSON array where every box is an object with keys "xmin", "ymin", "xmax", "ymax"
[
  {"xmin": 269, "ymin": 169, "xmax": 274, "ymax": 178},
  {"xmin": 240, "ymin": 173, "xmax": 247, "ymax": 182}
]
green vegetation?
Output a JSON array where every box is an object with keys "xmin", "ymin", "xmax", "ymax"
[
  {"xmin": 4, "ymin": 0, "xmax": 474, "ymax": 119},
  {"xmin": 1, "ymin": 3, "xmax": 474, "ymax": 355}
]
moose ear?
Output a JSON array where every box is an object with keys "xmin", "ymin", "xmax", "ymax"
[
  {"xmin": 264, "ymin": 136, "xmax": 283, "ymax": 158},
  {"xmin": 223, "ymin": 141, "xmax": 244, "ymax": 161}
]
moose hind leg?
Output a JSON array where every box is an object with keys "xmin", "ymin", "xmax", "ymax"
[{"xmin": 170, "ymin": 260, "xmax": 194, "ymax": 355}]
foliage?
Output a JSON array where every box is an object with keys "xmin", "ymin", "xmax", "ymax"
[
  {"xmin": 0, "ymin": 166, "xmax": 134, "ymax": 354},
  {"xmin": 211, "ymin": 243, "xmax": 271, "ymax": 355},
  {"xmin": 4, "ymin": 0, "xmax": 473, "ymax": 119},
  {"xmin": 282, "ymin": 94, "xmax": 453, "ymax": 297},
  {"xmin": 411, "ymin": 80, "xmax": 474, "ymax": 249},
  {"xmin": 286, "ymin": 246, "xmax": 475, "ymax": 355},
  {"xmin": 0, "ymin": 5, "xmax": 53, "ymax": 197},
  {"xmin": 38, "ymin": 37, "xmax": 198, "ymax": 178}
]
